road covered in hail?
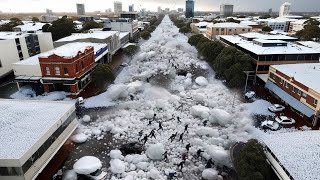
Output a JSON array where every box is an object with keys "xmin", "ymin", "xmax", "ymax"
[{"xmin": 77, "ymin": 15, "xmax": 253, "ymax": 179}]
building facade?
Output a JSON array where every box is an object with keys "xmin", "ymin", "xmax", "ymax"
[
  {"xmin": 266, "ymin": 63, "xmax": 320, "ymax": 126},
  {"xmin": 114, "ymin": 1, "xmax": 123, "ymax": 14},
  {"xmin": 110, "ymin": 19, "xmax": 140, "ymax": 42},
  {"xmin": 288, "ymin": 19, "xmax": 307, "ymax": 34},
  {"xmin": 76, "ymin": 4, "xmax": 85, "ymax": 16},
  {"xmin": 0, "ymin": 32, "xmax": 53, "ymax": 79},
  {"xmin": 185, "ymin": 0, "xmax": 194, "ymax": 18},
  {"xmin": 157, "ymin": 7, "xmax": 162, "ymax": 14},
  {"xmin": 279, "ymin": 2, "xmax": 291, "ymax": 17},
  {"xmin": 129, "ymin": 4, "xmax": 134, "ymax": 12},
  {"xmin": 205, "ymin": 23, "xmax": 252, "ymax": 39},
  {"xmin": 178, "ymin": 8, "xmax": 184, "ymax": 13},
  {"xmin": 220, "ymin": 4, "xmax": 234, "ymax": 17}
]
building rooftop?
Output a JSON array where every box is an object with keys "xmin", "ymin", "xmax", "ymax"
[
  {"xmin": 14, "ymin": 42, "xmax": 108, "ymax": 66},
  {"xmin": 0, "ymin": 99, "xmax": 75, "ymax": 159},
  {"xmin": 298, "ymin": 41, "xmax": 320, "ymax": 51},
  {"xmin": 271, "ymin": 63, "xmax": 320, "ymax": 92},
  {"xmin": 239, "ymin": 20, "xmax": 258, "ymax": 26},
  {"xmin": 239, "ymin": 32, "xmax": 297, "ymax": 40},
  {"xmin": 257, "ymin": 130, "xmax": 320, "ymax": 180},
  {"xmin": 207, "ymin": 22, "xmax": 250, "ymax": 28},
  {"xmin": 253, "ymin": 39, "xmax": 287, "ymax": 44},
  {"xmin": 0, "ymin": 31, "xmax": 48, "ymax": 40},
  {"xmin": 219, "ymin": 35, "xmax": 248, "ymax": 45},
  {"xmin": 195, "ymin": 22, "xmax": 211, "ymax": 27},
  {"xmin": 55, "ymin": 31, "xmax": 119, "ymax": 42},
  {"xmin": 14, "ymin": 22, "xmax": 46, "ymax": 32}
]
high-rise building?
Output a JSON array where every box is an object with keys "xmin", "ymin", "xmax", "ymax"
[
  {"xmin": 46, "ymin": 9, "xmax": 53, "ymax": 15},
  {"xmin": 129, "ymin": 4, "xmax": 134, "ymax": 12},
  {"xmin": 76, "ymin": 4, "xmax": 85, "ymax": 15},
  {"xmin": 220, "ymin": 4, "xmax": 233, "ymax": 17},
  {"xmin": 141, "ymin": 8, "xmax": 146, "ymax": 17},
  {"xmin": 158, "ymin": 6, "xmax": 162, "ymax": 14},
  {"xmin": 268, "ymin": 8, "xmax": 273, "ymax": 14},
  {"xmin": 185, "ymin": 0, "xmax": 194, "ymax": 18},
  {"xmin": 279, "ymin": 2, "xmax": 291, "ymax": 17},
  {"xmin": 165, "ymin": 8, "xmax": 170, "ymax": 13},
  {"xmin": 178, "ymin": 8, "xmax": 184, "ymax": 13},
  {"xmin": 114, "ymin": 1, "xmax": 123, "ymax": 14}
]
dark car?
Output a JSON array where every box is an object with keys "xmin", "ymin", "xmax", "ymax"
[{"xmin": 120, "ymin": 142, "xmax": 144, "ymax": 155}]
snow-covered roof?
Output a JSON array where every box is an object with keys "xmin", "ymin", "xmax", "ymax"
[
  {"xmin": 14, "ymin": 22, "xmax": 46, "ymax": 32},
  {"xmin": 298, "ymin": 41, "xmax": 320, "ymax": 51},
  {"xmin": 237, "ymin": 41, "xmax": 319, "ymax": 55},
  {"xmin": 56, "ymin": 31, "xmax": 119, "ymax": 42},
  {"xmin": 290, "ymin": 19, "xmax": 307, "ymax": 25},
  {"xmin": 239, "ymin": 32, "xmax": 297, "ymax": 40},
  {"xmin": 240, "ymin": 21, "xmax": 258, "ymax": 26},
  {"xmin": 195, "ymin": 22, "xmax": 211, "ymax": 27},
  {"xmin": 258, "ymin": 130, "xmax": 320, "ymax": 180},
  {"xmin": 271, "ymin": 63, "xmax": 320, "ymax": 92},
  {"xmin": 253, "ymin": 39, "xmax": 286, "ymax": 44},
  {"xmin": 219, "ymin": 35, "xmax": 248, "ymax": 44},
  {"xmin": 0, "ymin": 99, "xmax": 75, "ymax": 159},
  {"xmin": 0, "ymin": 31, "xmax": 27, "ymax": 39},
  {"xmin": 14, "ymin": 42, "xmax": 107, "ymax": 65},
  {"xmin": 207, "ymin": 22, "xmax": 251, "ymax": 28},
  {"xmin": 120, "ymin": 32, "xmax": 129, "ymax": 39}
]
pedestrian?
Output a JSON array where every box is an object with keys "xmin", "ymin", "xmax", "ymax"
[
  {"xmin": 146, "ymin": 77, "xmax": 150, "ymax": 83},
  {"xmin": 163, "ymin": 151, "xmax": 168, "ymax": 161},
  {"xmin": 153, "ymin": 113, "xmax": 157, "ymax": 121},
  {"xmin": 129, "ymin": 94, "xmax": 134, "ymax": 101},
  {"xmin": 203, "ymin": 120, "xmax": 208, "ymax": 127},
  {"xmin": 158, "ymin": 121, "xmax": 163, "ymax": 131},
  {"xmin": 177, "ymin": 160, "xmax": 185, "ymax": 171},
  {"xmin": 178, "ymin": 132, "xmax": 184, "ymax": 142},
  {"xmin": 205, "ymin": 158, "xmax": 214, "ymax": 168},
  {"xmin": 186, "ymin": 143, "xmax": 191, "ymax": 151},
  {"xmin": 177, "ymin": 116, "xmax": 181, "ymax": 123},
  {"xmin": 138, "ymin": 130, "xmax": 143, "ymax": 140},
  {"xmin": 168, "ymin": 132, "xmax": 177, "ymax": 142},
  {"xmin": 184, "ymin": 124, "xmax": 189, "ymax": 132},
  {"xmin": 149, "ymin": 129, "xmax": 156, "ymax": 139},
  {"xmin": 182, "ymin": 152, "xmax": 188, "ymax": 161},
  {"xmin": 196, "ymin": 149, "xmax": 204, "ymax": 158},
  {"xmin": 167, "ymin": 172, "xmax": 177, "ymax": 180},
  {"xmin": 142, "ymin": 134, "xmax": 148, "ymax": 145},
  {"xmin": 147, "ymin": 120, "xmax": 152, "ymax": 126}
]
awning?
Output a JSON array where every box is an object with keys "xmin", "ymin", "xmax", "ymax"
[
  {"xmin": 122, "ymin": 43, "xmax": 137, "ymax": 49},
  {"xmin": 265, "ymin": 80, "xmax": 315, "ymax": 117},
  {"xmin": 257, "ymin": 74, "xmax": 269, "ymax": 83}
]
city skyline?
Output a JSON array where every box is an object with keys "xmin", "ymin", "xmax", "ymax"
[{"xmin": 0, "ymin": 0, "xmax": 320, "ymax": 13}]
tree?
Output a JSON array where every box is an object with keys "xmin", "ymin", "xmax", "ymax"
[
  {"xmin": 198, "ymin": 41, "xmax": 224, "ymax": 63},
  {"xmin": 0, "ymin": 17, "xmax": 23, "ymax": 31},
  {"xmin": 42, "ymin": 23, "xmax": 51, "ymax": 32},
  {"xmin": 179, "ymin": 26, "xmax": 190, "ymax": 34},
  {"xmin": 188, "ymin": 34, "xmax": 204, "ymax": 46},
  {"xmin": 234, "ymin": 139, "xmax": 268, "ymax": 180},
  {"xmin": 46, "ymin": 16, "xmax": 76, "ymax": 41},
  {"xmin": 32, "ymin": 17, "xmax": 40, "ymax": 22},
  {"xmin": 91, "ymin": 64, "xmax": 114, "ymax": 87},
  {"xmin": 123, "ymin": 45, "xmax": 139, "ymax": 58},
  {"xmin": 140, "ymin": 31, "xmax": 151, "ymax": 40},
  {"xmin": 196, "ymin": 37, "xmax": 210, "ymax": 50},
  {"xmin": 262, "ymin": 26, "xmax": 273, "ymax": 32},
  {"xmin": 82, "ymin": 21, "xmax": 103, "ymax": 31},
  {"xmin": 296, "ymin": 19, "xmax": 320, "ymax": 41}
]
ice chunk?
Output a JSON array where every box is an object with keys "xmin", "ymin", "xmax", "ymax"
[
  {"xmin": 209, "ymin": 109, "xmax": 232, "ymax": 126},
  {"xmin": 148, "ymin": 168, "xmax": 161, "ymax": 179},
  {"xmin": 202, "ymin": 168, "xmax": 218, "ymax": 180},
  {"xmin": 62, "ymin": 170, "xmax": 77, "ymax": 180},
  {"xmin": 82, "ymin": 115, "xmax": 91, "ymax": 122},
  {"xmin": 70, "ymin": 133, "xmax": 87, "ymax": 143},
  {"xmin": 110, "ymin": 159, "xmax": 126, "ymax": 174},
  {"xmin": 110, "ymin": 150, "xmax": 124, "ymax": 160},
  {"xmin": 146, "ymin": 143, "xmax": 165, "ymax": 160},
  {"xmin": 191, "ymin": 105, "xmax": 210, "ymax": 118},
  {"xmin": 195, "ymin": 76, "xmax": 208, "ymax": 86},
  {"xmin": 136, "ymin": 162, "xmax": 149, "ymax": 171},
  {"xmin": 73, "ymin": 156, "xmax": 102, "ymax": 175}
]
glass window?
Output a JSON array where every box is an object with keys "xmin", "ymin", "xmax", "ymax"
[
  {"xmin": 280, "ymin": 79, "xmax": 284, "ymax": 84},
  {"xmin": 302, "ymin": 92, "xmax": 307, "ymax": 98},
  {"xmin": 64, "ymin": 68, "xmax": 68, "ymax": 75},
  {"xmin": 298, "ymin": 89, "xmax": 301, "ymax": 95},
  {"xmin": 314, "ymin": 99, "xmax": 318, "ymax": 105},
  {"xmin": 45, "ymin": 67, "xmax": 50, "ymax": 75},
  {"xmin": 285, "ymin": 81, "xmax": 290, "ymax": 88},
  {"xmin": 55, "ymin": 67, "xmax": 60, "ymax": 75},
  {"xmin": 292, "ymin": 87, "xmax": 296, "ymax": 93}
]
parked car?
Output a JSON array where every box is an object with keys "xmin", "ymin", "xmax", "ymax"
[
  {"xmin": 77, "ymin": 97, "xmax": 84, "ymax": 104},
  {"xmin": 120, "ymin": 142, "xmax": 144, "ymax": 155},
  {"xmin": 268, "ymin": 104, "xmax": 285, "ymax": 112},
  {"xmin": 87, "ymin": 169, "xmax": 107, "ymax": 180},
  {"xmin": 261, "ymin": 120, "xmax": 280, "ymax": 131},
  {"xmin": 275, "ymin": 116, "xmax": 296, "ymax": 125},
  {"xmin": 245, "ymin": 91, "xmax": 255, "ymax": 99},
  {"xmin": 120, "ymin": 63, "xmax": 129, "ymax": 67}
]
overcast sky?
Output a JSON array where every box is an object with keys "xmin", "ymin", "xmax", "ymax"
[{"xmin": 0, "ymin": 0, "xmax": 319, "ymax": 13}]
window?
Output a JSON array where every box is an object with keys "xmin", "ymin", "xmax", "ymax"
[
  {"xmin": 314, "ymin": 99, "xmax": 318, "ymax": 105},
  {"xmin": 229, "ymin": 29, "xmax": 232, "ymax": 32},
  {"xmin": 55, "ymin": 67, "xmax": 60, "ymax": 75},
  {"xmin": 64, "ymin": 68, "xmax": 69, "ymax": 75},
  {"xmin": 292, "ymin": 87, "xmax": 296, "ymax": 93},
  {"xmin": 81, "ymin": 61, "xmax": 84, "ymax": 69},
  {"xmin": 285, "ymin": 81, "xmax": 289, "ymax": 88},
  {"xmin": 221, "ymin": 28, "xmax": 224, "ymax": 31},
  {"xmin": 302, "ymin": 92, "xmax": 307, "ymax": 98},
  {"xmin": 297, "ymin": 89, "xmax": 301, "ymax": 96},
  {"xmin": 242, "ymin": 29, "xmax": 245, "ymax": 31},
  {"xmin": 45, "ymin": 67, "xmax": 50, "ymax": 75},
  {"xmin": 280, "ymin": 79, "xmax": 284, "ymax": 85}
]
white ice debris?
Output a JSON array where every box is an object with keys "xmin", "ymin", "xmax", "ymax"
[
  {"xmin": 209, "ymin": 109, "xmax": 232, "ymax": 126},
  {"xmin": 73, "ymin": 156, "xmax": 102, "ymax": 175},
  {"xmin": 195, "ymin": 76, "xmax": 209, "ymax": 86},
  {"xmin": 148, "ymin": 168, "xmax": 161, "ymax": 179},
  {"xmin": 82, "ymin": 115, "xmax": 91, "ymax": 122},
  {"xmin": 110, "ymin": 159, "xmax": 126, "ymax": 174},
  {"xmin": 202, "ymin": 168, "xmax": 219, "ymax": 180},
  {"xmin": 62, "ymin": 170, "xmax": 77, "ymax": 180},
  {"xmin": 243, "ymin": 99, "xmax": 275, "ymax": 116},
  {"xmin": 146, "ymin": 143, "xmax": 165, "ymax": 160},
  {"xmin": 191, "ymin": 105, "xmax": 210, "ymax": 118},
  {"xmin": 70, "ymin": 133, "xmax": 88, "ymax": 143},
  {"xmin": 109, "ymin": 150, "xmax": 124, "ymax": 160}
]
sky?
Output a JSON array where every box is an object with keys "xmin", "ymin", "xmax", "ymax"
[{"xmin": 0, "ymin": 0, "xmax": 320, "ymax": 13}]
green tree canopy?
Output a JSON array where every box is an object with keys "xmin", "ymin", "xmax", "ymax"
[
  {"xmin": 91, "ymin": 64, "xmax": 114, "ymax": 87},
  {"xmin": 188, "ymin": 34, "xmax": 204, "ymax": 46},
  {"xmin": 234, "ymin": 139, "xmax": 268, "ymax": 180},
  {"xmin": 262, "ymin": 26, "xmax": 273, "ymax": 32},
  {"xmin": 46, "ymin": 16, "xmax": 76, "ymax": 41},
  {"xmin": 140, "ymin": 31, "xmax": 151, "ymax": 40},
  {"xmin": 179, "ymin": 26, "xmax": 190, "ymax": 34},
  {"xmin": 82, "ymin": 21, "xmax": 103, "ymax": 31},
  {"xmin": 0, "ymin": 17, "xmax": 23, "ymax": 31},
  {"xmin": 42, "ymin": 23, "xmax": 51, "ymax": 32},
  {"xmin": 123, "ymin": 45, "xmax": 139, "ymax": 57},
  {"xmin": 296, "ymin": 19, "xmax": 320, "ymax": 41},
  {"xmin": 32, "ymin": 17, "xmax": 40, "ymax": 22}
]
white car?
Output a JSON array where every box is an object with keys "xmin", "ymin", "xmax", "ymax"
[
  {"xmin": 245, "ymin": 91, "xmax": 255, "ymax": 99},
  {"xmin": 87, "ymin": 169, "xmax": 107, "ymax": 180},
  {"xmin": 275, "ymin": 116, "xmax": 295, "ymax": 125},
  {"xmin": 261, "ymin": 120, "xmax": 280, "ymax": 131},
  {"xmin": 268, "ymin": 104, "xmax": 285, "ymax": 112}
]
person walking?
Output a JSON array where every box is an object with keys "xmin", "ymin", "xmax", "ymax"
[
  {"xmin": 205, "ymin": 158, "xmax": 214, "ymax": 168},
  {"xmin": 158, "ymin": 121, "xmax": 163, "ymax": 131},
  {"xmin": 182, "ymin": 152, "xmax": 188, "ymax": 161},
  {"xmin": 163, "ymin": 151, "xmax": 168, "ymax": 161},
  {"xmin": 138, "ymin": 130, "xmax": 143, "ymax": 140},
  {"xmin": 177, "ymin": 116, "xmax": 181, "ymax": 123},
  {"xmin": 177, "ymin": 160, "xmax": 185, "ymax": 171},
  {"xmin": 142, "ymin": 134, "xmax": 148, "ymax": 145},
  {"xmin": 178, "ymin": 132, "xmax": 184, "ymax": 142},
  {"xmin": 149, "ymin": 129, "xmax": 156, "ymax": 139},
  {"xmin": 168, "ymin": 132, "xmax": 177, "ymax": 142},
  {"xmin": 196, "ymin": 149, "xmax": 204, "ymax": 158},
  {"xmin": 185, "ymin": 143, "xmax": 191, "ymax": 151},
  {"xmin": 184, "ymin": 124, "xmax": 189, "ymax": 133}
]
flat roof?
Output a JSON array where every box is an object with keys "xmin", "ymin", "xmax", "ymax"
[
  {"xmin": 239, "ymin": 32, "xmax": 297, "ymax": 40},
  {"xmin": 14, "ymin": 42, "xmax": 107, "ymax": 65},
  {"xmin": 271, "ymin": 63, "xmax": 320, "ymax": 92},
  {"xmin": 219, "ymin": 35, "xmax": 249, "ymax": 44},
  {"xmin": 0, "ymin": 31, "xmax": 49, "ymax": 40},
  {"xmin": 0, "ymin": 99, "xmax": 75, "ymax": 159},
  {"xmin": 15, "ymin": 22, "xmax": 46, "ymax": 32},
  {"xmin": 253, "ymin": 39, "xmax": 287, "ymax": 44},
  {"xmin": 298, "ymin": 41, "xmax": 320, "ymax": 51},
  {"xmin": 258, "ymin": 130, "xmax": 320, "ymax": 180},
  {"xmin": 56, "ymin": 31, "xmax": 119, "ymax": 42},
  {"xmin": 207, "ymin": 22, "xmax": 251, "ymax": 28},
  {"xmin": 237, "ymin": 42, "xmax": 319, "ymax": 55}
]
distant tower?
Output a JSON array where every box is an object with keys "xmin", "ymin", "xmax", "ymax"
[
  {"xmin": 129, "ymin": 4, "xmax": 134, "ymax": 12},
  {"xmin": 220, "ymin": 4, "xmax": 233, "ymax": 17},
  {"xmin": 46, "ymin": 9, "xmax": 53, "ymax": 15},
  {"xmin": 185, "ymin": 0, "xmax": 194, "ymax": 18},
  {"xmin": 279, "ymin": 2, "xmax": 291, "ymax": 17},
  {"xmin": 269, "ymin": 8, "xmax": 273, "ymax": 14},
  {"xmin": 158, "ymin": 6, "xmax": 162, "ymax": 14},
  {"xmin": 76, "ymin": 4, "xmax": 85, "ymax": 15},
  {"xmin": 114, "ymin": 1, "xmax": 123, "ymax": 14}
]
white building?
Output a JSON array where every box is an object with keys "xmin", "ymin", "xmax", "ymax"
[
  {"xmin": 157, "ymin": 6, "xmax": 162, "ymax": 14},
  {"xmin": 220, "ymin": 4, "xmax": 234, "ymax": 17},
  {"xmin": 0, "ymin": 32, "xmax": 54, "ymax": 79},
  {"xmin": 114, "ymin": 1, "xmax": 123, "ymax": 14},
  {"xmin": 279, "ymin": 2, "xmax": 291, "ymax": 17},
  {"xmin": 110, "ymin": 19, "xmax": 139, "ymax": 42},
  {"xmin": 0, "ymin": 99, "xmax": 77, "ymax": 180},
  {"xmin": 289, "ymin": 19, "xmax": 307, "ymax": 34},
  {"xmin": 76, "ymin": 4, "xmax": 85, "ymax": 16}
]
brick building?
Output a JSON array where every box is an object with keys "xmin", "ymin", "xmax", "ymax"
[{"xmin": 266, "ymin": 63, "xmax": 320, "ymax": 126}]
